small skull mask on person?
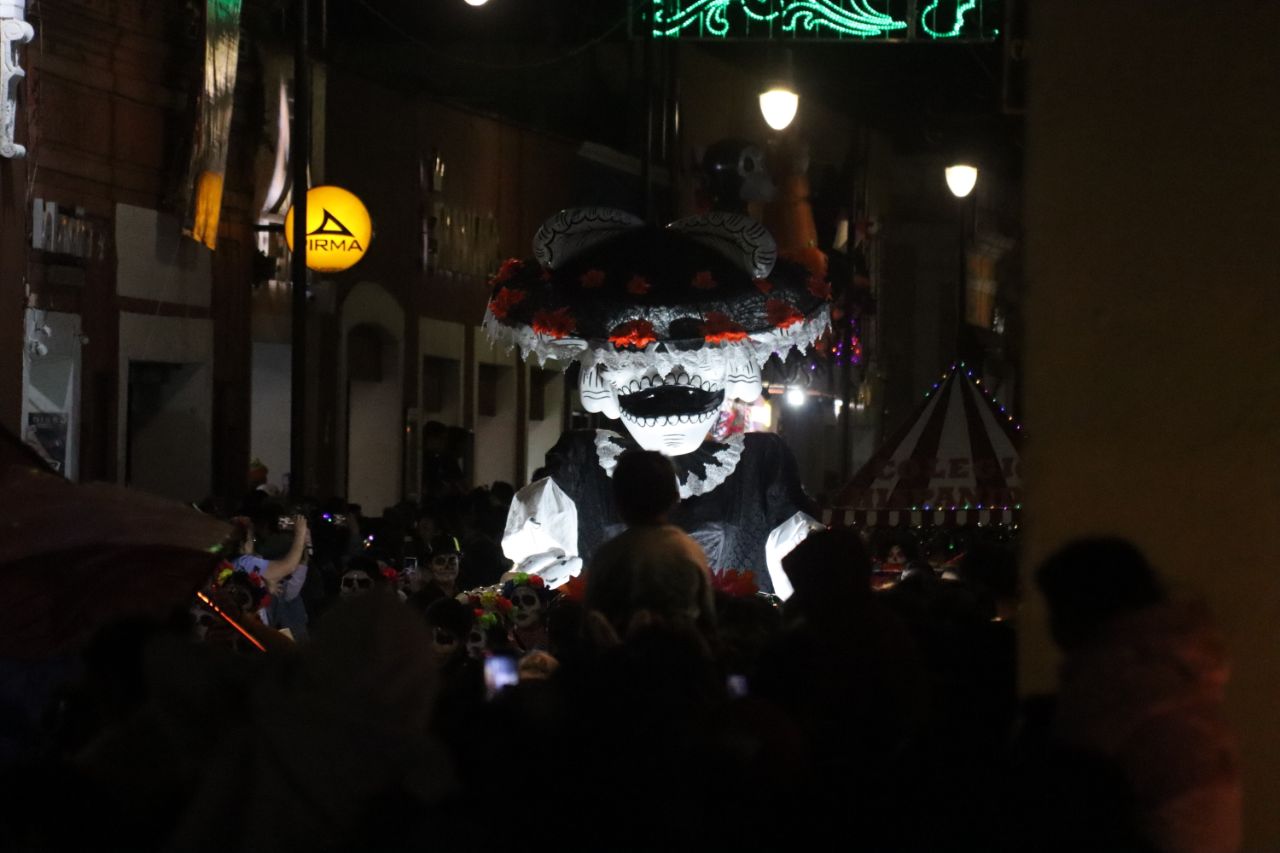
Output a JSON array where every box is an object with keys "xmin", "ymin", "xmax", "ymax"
[
  {"xmin": 501, "ymin": 573, "xmax": 552, "ymax": 630},
  {"xmin": 424, "ymin": 598, "xmax": 473, "ymax": 666},
  {"xmin": 427, "ymin": 534, "xmax": 464, "ymax": 592}
]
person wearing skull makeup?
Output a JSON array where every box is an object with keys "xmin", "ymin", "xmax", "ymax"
[
  {"xmin": 502, "ymin": 573, "xmax": 555, "ymax": 651},
  {"xmin": 487, "ymin": 209, "xmax": 826, "ymax": 598},
  {"xmin": 337, "ymin": 556, "xmax": 382, "ymax": 598},
  {"xmin": 411, "ymin": 534, "xmax": 465, "ymax": 609}
]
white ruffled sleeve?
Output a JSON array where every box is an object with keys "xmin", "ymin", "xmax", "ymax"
[
  {"xmin": 502, "ymin": 477, "xmax": 580, "ymax": 565},
  {"xmin": 764, "ymin": 511, "xmax": 825, "ymax": 601}
]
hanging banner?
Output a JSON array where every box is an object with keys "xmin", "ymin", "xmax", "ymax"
[{"xmin": 181, "ymin": 0, "xmax": 243, "ymax": 250}]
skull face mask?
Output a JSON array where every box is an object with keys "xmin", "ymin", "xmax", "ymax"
[
  {"xmin": 579, "ymin": 342, "xmax": 763, "ymax": 455},
  {"xmin": 340, "ymin": 570, "xmax": 374, "ymax": 597},
  {"xmin": 465, "ymin": 625, "xmax": 488, "ymax": 659},
  {"xmin": 509, "ymin": 586, "xmax": 544, "ymax": 628},
  {"xmin": 431, "ymin": 626, "xmax": 460, "ymax": 664},
  {"xmin": 430, "ymin": 553, "xmax": 460, "ymax": 586},
  {"xmin": 482, "ymin": 209, "xmax": 828, "ymax": 459}
]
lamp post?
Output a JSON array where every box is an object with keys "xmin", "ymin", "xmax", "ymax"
[
  {"xmin": 946, "ymin": 162, "xmax": 978, "ymax": 365},
  {"xmin": 289, "ymin": 0, "xmax": 310, "ymax": 500}
]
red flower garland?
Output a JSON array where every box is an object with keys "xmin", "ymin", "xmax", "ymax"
[
  {"xmin": 753, "ymin": 278, "xmax": 774, "ymax": 294},
  {"xmin": 490, "ymin": 258, "xmax": 523, "ymax": 286},
  {"xmin": 487, "ymin": 287, "xmax": 526, "ymax": 319},
  {"xmin": 702, "ymin": 311, "xmax": 748, "ymax": 344},
  {"xmin": 766, "ymin": 298, "xmax": 804, "ymax": 330},
  {"xmin": 626, "ymin": 275, "xmax": 652, "ymax": 295},
  {"xmin": 609, "ymin": 319, "xmax": 659, "ymax": 350},
  {"xmin": 532, "ymin": 307, "xmax": 576, "ymax": 339},
  {"xmin": 579, "ymin": 269, "xmax": 607, "ymax": 289},
  {"xmin": 807, "ymin": 276, "xmax": 832, "ymax": 300},
  {"xmin": 692, "ymin": 270, "xmax": 718, "ymax": 290}
]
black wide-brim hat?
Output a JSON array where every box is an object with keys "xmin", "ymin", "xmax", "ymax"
[{"xmin": 482, "ymin": 209, "xmax": 831, "ymax": 366}]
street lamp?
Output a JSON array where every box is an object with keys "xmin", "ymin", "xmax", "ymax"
[
  {"xmin": 945, "ymin": 163, "xmax": 978, "ymax": 198},
  {"xmin": 759, "ymin": 48, "xmax": 798, "ymax": 131},
  {"xmin": 785, "ymin": 386, "xmax": 807, "ymax": 407},
  {"xmin": 464, "ymin": 0, "xmax": 490, "ymax": 5}
]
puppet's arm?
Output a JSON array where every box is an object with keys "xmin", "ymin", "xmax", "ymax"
[
  {"xmin": 501, "ymin": 477, "xmax": 583, "ymax": 587},
  {"xmin": 764, "ymin": 511, "xmax": 825, "ymax": 601}
]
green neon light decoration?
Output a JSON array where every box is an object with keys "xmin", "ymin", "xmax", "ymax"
[
  {"xmin": 920, "ymin": 0, "xmax": 977, "ymax": 38},
  {"xmin": 642, "ymin": 0, "xmax": 996, "ymax": 42},
  {"xmin": 651, "ymin": 0, "xmax": 904, "ymax": 39}
]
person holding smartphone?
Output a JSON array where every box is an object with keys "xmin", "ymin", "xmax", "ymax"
[{"xmin": 230, "ymin": 514, "xmax": 309, "ymax": 601}]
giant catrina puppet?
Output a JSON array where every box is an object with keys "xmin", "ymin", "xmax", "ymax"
[{"xmin": 484, "ymin": 209, "xmax": 828, "ymax": 598}]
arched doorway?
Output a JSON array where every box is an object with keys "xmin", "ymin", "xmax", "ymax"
[{"xmin": 345, "ymin": 321, "xmax": 401, "ymax": 516}]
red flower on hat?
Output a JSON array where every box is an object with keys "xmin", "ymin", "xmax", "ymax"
[
  {"xmin": 580, "ymin": 269, "xmax": 607, "ymax": 289},
  {"xmin": 609, "ymin": 319, "xmax": 658, "ymax": 350},
  {"xmin": 495, "ymin": 596, "xmax": 514, "ymax": 614},
  {"xmin": 702, "ymin": 311, "xmax": 748, "ymax": 344},
  {"xmin": 766, "ymin": 298, "xmax": 804, "ymax": 330},
  {"xmin": 692, "ymin": 270, "xmax": 718, "ymax": 290},
  {"xmin": 528, "ymin": 575, "xmax": 546, "ymax": 588},
  {"xmin": 753, "ymin": 278, "xmax": 773, "ymax": 294},
  {"xmin": 807, "ymin": 276, "xmax": 832, "ymax": 300},
  {"xmin": 559, "ymin": 574, "xmax": 587, "ymax": 602},
  {"xmin": 626, "ymin": 275, "xmax": 652, "ymax": 295},
  {"xmin": 532, "ymin": 307, "xmax": 576, "ymax": 339},
  {"xmin": 490, "ymin": 258, "xmax": 523, "ymax": 286},
  {"xmin": 487, "ymin": 287, "xmax": 526, "ymax": 319},
  {"xmin": 711, "ymin": 569, "xmax": 759, "ymax": 598}
]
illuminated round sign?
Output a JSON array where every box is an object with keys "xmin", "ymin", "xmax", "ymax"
[{"xmin": 284, "ymin": 185, "xmax": 372, "ymax": 273}]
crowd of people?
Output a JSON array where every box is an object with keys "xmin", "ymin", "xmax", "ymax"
[{"xmin": 0, "ymin": 452, "xmax": 1240, "ymax": 852}]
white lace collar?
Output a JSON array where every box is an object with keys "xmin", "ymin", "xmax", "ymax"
[{"xmin": 593, "ymin": 429, "xmax": 745, "ymax": 499}]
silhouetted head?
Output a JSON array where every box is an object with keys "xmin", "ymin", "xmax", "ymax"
[
  {"xmin": 782, "ymin": 526, "xmax": 871, "ymax": 611},
  {"xmin": 613, "ymin": 450, "xmax": 680, "ymax": 525},
  {"xmin": 1036, "ymin": 537, "xmax": 1166, "ymax": 650}
]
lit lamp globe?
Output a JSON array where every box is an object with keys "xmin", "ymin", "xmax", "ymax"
[
  {"xmin": 785, "ymin": 386, "xmax": 807, "ymax": 407},
  {"xmin": 464, "ymin": 0, "xmax": 489, "ymax": 5},
  {"xmin": 759, "ymin": 87, "xmax": 799, "ymax": 131},
  {"xmin": 945, "ymin": 164, "xmax": 978, "ymax": 198},
  {"xmin": 284, "ymin": 185, "xmax": 372, "ymax": 273}
]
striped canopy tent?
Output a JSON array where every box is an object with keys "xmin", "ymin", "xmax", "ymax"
[{"xmin": 826, "ymin": 363, "xmax": 1024, "ymax": 529}]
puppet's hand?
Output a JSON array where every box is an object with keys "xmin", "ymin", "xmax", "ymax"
[{"xmin": 515, "ymin": 548, "xmax": 582, "ymax": 589}]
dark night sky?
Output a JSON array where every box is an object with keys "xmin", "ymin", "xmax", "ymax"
[{"xmin": 276, "ymin": 0, "xmax": 1018, "ymax": 165}]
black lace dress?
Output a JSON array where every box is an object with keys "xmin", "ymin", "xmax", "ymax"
[{"xmin": 543, "ymin": 429, "xmax": 817, "ymax": 593}]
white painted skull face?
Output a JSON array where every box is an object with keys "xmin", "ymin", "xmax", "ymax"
[
  {"xmin": 466, "ymin": 625, "xmax": 488, "ymax": 659},
  {"xmin": 430, "ymin": 625, "xmax": 460, "ymax": 664},
  {"xmin": 580, "ymin": 342, "xmax": 762, "ymax": 456},
  {"xmin": 510, "ymin": 586, "xmax": 544, "ymax": 628},
  {"xmin": 339, "ymin": 570, "xmax": 374, "ymax": 597},
  {"xmin": 190, "ymin": 605, "xmax": 214, "ymax": 642},
  {"xmin": 430, "ymin": 553, "xmax": 460, "ymax": 586}
]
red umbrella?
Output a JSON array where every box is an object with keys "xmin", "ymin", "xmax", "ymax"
[{"xmin": 0, "ymin": 428, "xmax": 231, "ymax": 659}]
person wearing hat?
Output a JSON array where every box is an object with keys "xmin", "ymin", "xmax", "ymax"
[
  {"xmin": 486, "ymin": 208, "xmax": 826, "ymax": 597},
  {"xmin": 410, "ymin": 533, "xmax": 465, "ymax": 608}
]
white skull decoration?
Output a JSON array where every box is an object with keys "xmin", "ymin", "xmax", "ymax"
[{"xmin": 579, "ymin": 343, "xmax": 762, "ymax": 456}]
